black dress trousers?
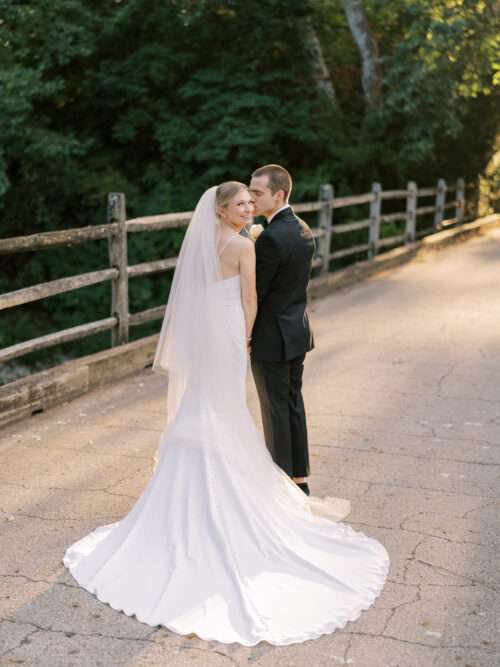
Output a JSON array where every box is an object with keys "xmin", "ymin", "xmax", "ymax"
[{"xmin": 251, "ymin": 353, "xmax": 310, "ymax": 479}]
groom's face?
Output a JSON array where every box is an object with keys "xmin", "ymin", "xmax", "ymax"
[{"xmin": 249, "ymin": 175, "xmax": 281, "ymax": 218}]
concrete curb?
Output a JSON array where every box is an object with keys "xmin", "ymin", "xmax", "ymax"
[
  {"xmin": 1, "ymin": 213, "xmax": 498, "ymax": 428},
  {"xmin": 0, "ymin": 335, "xmax": 159, "ymax": 428}
]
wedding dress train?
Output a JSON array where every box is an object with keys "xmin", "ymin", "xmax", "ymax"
[{"xmin": 63, "ymin": 272, "xmax": 390, "ymax": 646}]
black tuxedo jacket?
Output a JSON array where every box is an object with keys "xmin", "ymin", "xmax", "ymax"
[{"xmin": 251, "ymin": 206, "xmax": 315, "ymax": 362}]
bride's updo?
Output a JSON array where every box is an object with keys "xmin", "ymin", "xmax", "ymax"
[{"xmin": 216, "ymin": 181, "xmax": 248, "ymax": 216}]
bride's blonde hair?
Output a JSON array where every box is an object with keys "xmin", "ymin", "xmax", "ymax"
[{"xmin": 216, "ymin": 181, "xmax": 248, "ymax": 216}]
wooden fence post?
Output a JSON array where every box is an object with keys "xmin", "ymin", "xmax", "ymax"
[
  {"xmin": 107, "ymin": 193, "xmax": 129, "ymax": 346},
  {"xmin": 405, "ymin": 181, "xmax": 417, "ymax": 243},
  {"xmin": 456, "ymin": 177, "xmax": 465, "ymax": 223},
  {"xmin": 368, "ymin": 182, "xmax": 381, "ymax": 258},
  {"xmin": 434, "ymin": 178, "xmax": 446, "ymax": 229},
  {"xmin": 317, "ymin": 183, "xmax": 334, "ymax": 275}
]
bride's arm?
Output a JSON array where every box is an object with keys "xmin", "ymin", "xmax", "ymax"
[{"xmin": 239, "ymin": 240, "xmax": 257, "ymax": 343}]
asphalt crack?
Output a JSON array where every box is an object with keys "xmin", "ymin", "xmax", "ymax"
[
  {"xmin": 0, "ymin": 617, "xmax": 156, "ymax": 644},
  {"xmin": 177, "ymin": 646, "xmax": 242, "ymax": 666},
  {"xmin": 0, "ymin": 625, "xmax": 40, "ymax": 660},
  {"xmin": 436, "ymin": 362, "xmax": 462, "ymax": 395},
  {"xmin": 381, "ymin": 583, "xmax": 422, "ymax": 636},
  {"xmin": 413, "ymin": 559, "xmax": 499, "ymax": 593},
  {"xmin": 314, "ymin": 442, "xmax": 500, "ymax": 467},
  {"xmin": 0, "ymin": 572, "xmax": 78, "ymax": 589},
  {"xmin": 340, "ymin": 629, "xmax": 500, "ymax": 652}
]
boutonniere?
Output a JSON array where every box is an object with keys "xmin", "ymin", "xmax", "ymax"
[{"xmin": 248, "ymin": 223, "xmax": 264, "ymax": 241}]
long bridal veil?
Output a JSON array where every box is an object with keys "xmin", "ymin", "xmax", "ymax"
[{"xmin": 152, "ymin": 187, "xmax": 243, "ymax": 449}]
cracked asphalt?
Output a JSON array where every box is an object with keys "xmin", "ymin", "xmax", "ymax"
[{"xmin": 1, "ymin": 227, "xmax": 499, "ymax": 667}]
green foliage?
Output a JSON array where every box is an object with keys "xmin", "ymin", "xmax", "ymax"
[
  {"xmin": 375, "ymin": 0, "xmax": 499, "ymax": 182},
  {"xmin": 312, "ymin": 0, "xmax": 499, "ymax": 187}
]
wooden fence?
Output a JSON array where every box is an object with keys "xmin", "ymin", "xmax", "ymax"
[{"xmin": 0, "ymin": 177, "xmax": 466, "ymax": 365}]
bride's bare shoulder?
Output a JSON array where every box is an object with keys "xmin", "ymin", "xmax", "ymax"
[{"xmin": 235, "ymin": 236, "xmax": 255, "ymax": 254}]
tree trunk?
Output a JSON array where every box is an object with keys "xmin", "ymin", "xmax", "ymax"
[
  {"xmin": 343, "ymin": 0, "xmax": 381, "ymax": 107},
  {"xmin": 303, "ymin": 22, "xmax": 337, "ymax": 106}
]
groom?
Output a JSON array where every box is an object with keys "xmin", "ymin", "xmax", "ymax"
[{"xmin": 249, "ymin": 164, "xmax": 315, "ymax": 495}]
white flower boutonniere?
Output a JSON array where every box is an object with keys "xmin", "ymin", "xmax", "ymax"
[{"xmin": 248, "ymin": 224, "xmax": 264, "ymax": 241}]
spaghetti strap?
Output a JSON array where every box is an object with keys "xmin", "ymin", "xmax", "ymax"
[{"xmin": 217, "ymin": 233, "xmax": 239, "ymax": 258}]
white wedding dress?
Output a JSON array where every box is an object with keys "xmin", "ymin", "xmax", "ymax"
[{"xmin": 63, "ymin": 187, "xmax": 389, "ymax": 646}]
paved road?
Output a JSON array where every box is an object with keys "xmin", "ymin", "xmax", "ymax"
[{"xmin": 1, "ymin": 228, "xmax": 499, "ymax": 667}]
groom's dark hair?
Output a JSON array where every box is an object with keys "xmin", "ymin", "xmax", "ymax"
[{"xmin": 252, "ymin": 164, "xmax": 292, "ymax": 201}]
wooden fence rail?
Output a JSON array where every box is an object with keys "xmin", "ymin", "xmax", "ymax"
[{"xmin": 0, "ymin": 177, "xmax": 467, "ymax": 365}]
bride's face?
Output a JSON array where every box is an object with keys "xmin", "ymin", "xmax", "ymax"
[{"xmin": 220, "ymin": 189, "xmax": 255, "ymax": 228}]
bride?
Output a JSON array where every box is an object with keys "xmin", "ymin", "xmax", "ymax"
[{"xmin": 63, "ymin": 182, "xmax": 390, "ymax": 646}]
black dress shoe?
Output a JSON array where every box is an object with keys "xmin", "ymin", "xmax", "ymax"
[{"xmin": 297, "ymin": 482, "xmax": 310, "ymax": 496}]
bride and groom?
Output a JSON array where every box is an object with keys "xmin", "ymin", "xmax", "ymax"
[{"xmin": 63, "ymin": 164, "xmax": 389, "ymax": 646}]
